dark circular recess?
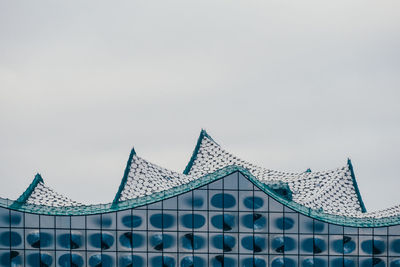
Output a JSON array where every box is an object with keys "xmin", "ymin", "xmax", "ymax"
[
  {"xmin": 122, "ymin": 215, "xmax": 142, "ymax": 228},
  {"xmin": 58, "ymin": 233, "xmax": 82, "ymax": 249},
  {"xmin": 361, "ymin": 258, "xmax": 385, "ymax": 267},
  {"xmin": 211, "ymin": 214, "xmax": 235, "ymax": 231},
  {"xmin": 1, "ymin": 214, "xmax": 22, "ymax": 226},
  {"xmin": 271, "ymin": 257, "xmax": 296, "ymax": 267},
  {"xmin": 0, "ymin": 231, "xmax": 22, "ymax": 247},
  {"xmin": 211, "ymin": 193, "xmax": 236, "ymax": 209},
  {"xmin": 58, "ymin": 253, "xmax": 84, "ymax": 267},
  {"xmin": 242, "ymin": 257, "xmax": 266, "ymax": 267},
  {"xmin": 27, "ymin": 253, "xmax": 53, "ymax": 267},
  {"xmin": 332, "ymin": 236, "xmax": 356, "ymax": 254},
  {"xmin": 301, "ymin": 237, "xmax": 326, "ymax": 254},
  {"xmin": 185, "ymin": 196, "xmax": 204, "ymax": 208},
  {"xmin": 27, "ymin": 231, "xmax": 53, "ymax": 248},
  {"xmin": 94, "ymin": 216, "xmax": 113, "ymax": 227},
  {"xmin": 119, "ymin": 232, "xmax": 144, "ymax": 249},
  {"xmin": 302, "ymin": 258, "xmax": 327, "ymax": 267},
  {"xmin": 212, "ymin": 235, "xmax": 236, "ymax": 252},
  {"xmin": 331, "ymin": 258, "xmax": 356, "ymax": 267},
  {"xmin": 271, "ymin": 236, "xmax": 296, "ymax": 253},
  {"xmin": 150, "ymin": 234, "xmax": 174, "ymax": 251},
  {"xmin": 361, "ymin": 239, "xmax": 385, "ymax": 255},
  {"xmin": 181, "ymin": 233, "xmax": 205, "ymax": 250},
  {"xmin": 150, "ymin": 213, "xmax": 175, "ymax": 229},
  {"xmin": 242, "ymin": 213, "xmax": 266, "ymax": 230},
  {"xmin": 89, "ymin": 233, "xmax": 114, "ymax": 250},
  {"xmin": 241, "ymin": 236, "xmax": 266, "ymax": 252},
  {"xmin": 181, "ymin": 214, "xmax": 206, "ymax": 229},
  {"xmin": 89, "ymin": 254, "xmax": 113, "ymax": 267},
  {"xmin": 275, "ymin": 217, "xmax": 295, "ymax": 230},
  {"xmin": 119, "ymin": 255, "xmax": 144, "ymax": 267},
  {"xmin": 391, "ymin": 259, "xmax": 400, "ymax": 267},
  {"xmin": 0, "ymin": 251, "xmax": 22, "ymax": 266},
  {"xmin": 243, "ymin": 196, "xmax": 264, "ymax": 209},
  {"xmin": 391, "ymin": 239, "xmax": 400, "ymax": 253},
  {"xmin": 151, "ymin": 256, "xmax": 175, "ymax": 267},
  {"xmin": 212, "ymin": 255, "xmax": 235, "ymax": 267},
  {"xmin": 181, "ymin": 256, "xmax": 205, "ymax": 267}
]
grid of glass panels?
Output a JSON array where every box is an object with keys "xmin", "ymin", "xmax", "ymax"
[{"xmin": 1, "ymin": 172, "xmax": 400, "ymax": 266}]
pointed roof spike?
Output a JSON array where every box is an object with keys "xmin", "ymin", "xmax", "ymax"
[
  {"xmin": 347, "ymin": 158, "xmax": 367, "ymax": 213},
  {"xmin": 183, "ymin": 129, "xmax": 218, "ymax": 174},
  {"xmin": 113, "ymin": 147, "xmax": 137, "ymax": 204},
  {"xmin": 14, "ymin": 173, "xmax": 44, "ymax": 205},
  {"xmin": 305, "ymin": 168, "xmax": 312, "ymax": 173}
]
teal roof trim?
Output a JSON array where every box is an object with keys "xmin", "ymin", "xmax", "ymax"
[
  {"xmin": 1, "ymin": 165, "xmax": 400, "ymax": 227},
  {"xmin": 183, "ymin": 129, "xmax": 216, "ymax": 174},
  {"xmin": 348, "ymin": 158, "xmax": 367, "ymax": 213},
  {"xmin": 11, "ymin": 173, "xmax": 44, "ymax": 209},
  {"xmin": 112, "ymin": 147, "xmax": 136, "ymax": 205}
]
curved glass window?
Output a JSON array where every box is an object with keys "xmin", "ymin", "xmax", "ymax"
[
  {"xmin": 0, "ymin": 231, "xmax": 22, "ymax": 246},
  {"xmin": 331, "ymin": 258, "xmax": 356, "ymax": 267},
  {"xmin": 212, "ymin": 255, "xmax": 235, "ymax": 267},
  {"xmin": 211, "ymin": 193, "xmax": 236, "ymax": 209},
  {"xmin": 27, "ymin": 231, "xmax": 53, "ymax": 248},
  {"xmin": 122, "ymin": 215, "xmax": 142, "ymax": 228},
  {"xmin": 242, "ymin": 257, "xmax": 266, "ymax": 267},
  {"xmin": 302, "ymin": 257, "xmax": 327, "ymax": 267},
  {"xmin": 271, "ymin": 257, "xmax": 296, "ymax": 267},
  {"xmin": 58, "ymin": 253, "xmax": 84, "ymax": 267},
  {"xmin": 212, "ymin": 235, "xmax": 236, "ymax": 252},
  {"xmin": 120, "ymin": 255, "xmax": 144, "ymax": 267},
  {"xmin": 185, "ymin": 196, "xmax": 204, "ymax": 208},
  {"xmin": 332, "ymin": 236, "xmax": 356, "ymax": 254},
  {"xmin": 211, "ymin": 214, "xmax": 235, "ymax": 231},
  {"xmin": 89, "ymin": 233, "xmax": 114, "ymax": 250},
  {"xmin": 361, "ymin": 239, "xmax": 385, "ymax": 254},
  {"xmin": 243, "ymin": 196, "xmax": 264, "ymax": 209},
  {"xmin": 181, "ymin": 256, "xmax": 205, "ymax": 267},
  {"xmin": 242, "ymin": 213, "xmax": 266, "ymax": 230},
  {"xmin": 241, "ymin": 236, "xmax": 266, "ymax": 252},
  {"xmin": 181, "ymin": 233, "xmax": 205, "ymax": 250},
  {"xmin": 181, "ymin": 214, "xmax": 205, "ymax": 229},
  {"xmin": 360, "ymin": 258, "xmax": 385, "ymax": 267},
  {"xmin": 276, "ymin": 217, "xmax": 295, "ymax": 230},
  {"xmin": 391, "ymin": 239, "xmax": 400, "ymax": 253},
  {"xmin": 119, "ymin": 232, "xmax": 144, "ymax": 249},
  {"xmin": 58, "ymin": 232, "xmax": 82, "ymax": 249},
  {"xmin": 301, "ymin": 237, "xmax": 326, "ymax": 254},
  {"xmin": 150, "ymin": 234, "xmax": 174, "ymax": 251},
  {"xmin": 271, "ymin": 236, "xmax": 296, "ymax": 253},
  {"xmin": 27, "ymin": 253, "xmax": 53, "ymax": 267},
  {"xmin": 89, "ymin": 254, "xmax": 113, "ymax": 267},
  {"xmin": 151, "ymin": 256, "xmax": 175, "ymax": 267},
  {"xmin": 150, "ymin": 214, "xmax": 175, "ymax": 229},
  {"xmin": 0, "ymin": 251, "xmax": 22, "ymax": 266}
]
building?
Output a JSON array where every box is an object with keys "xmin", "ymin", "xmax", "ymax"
[{"xmin": 1, "ymin": 130, "xmax": 400, "ymax": 267}]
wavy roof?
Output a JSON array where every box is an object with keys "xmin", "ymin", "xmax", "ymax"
[{"xmin": 183, "ymin": 130, "xmax": 366, "ymax": 217}]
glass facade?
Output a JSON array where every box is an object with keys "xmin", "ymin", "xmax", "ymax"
[{"xmin": 1, "ymin": 172, "xmax": 400, "ymax": 267}]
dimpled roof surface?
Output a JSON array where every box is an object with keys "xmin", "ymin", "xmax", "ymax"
[{"xmin": 184, "ymin": 130, "xmax": 366, "ymax": 216}]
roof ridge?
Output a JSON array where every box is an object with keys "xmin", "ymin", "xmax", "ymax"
[
  {"xmin": 11, "ymin": 173, "xmax": 44, "ymax": 209},
  {"xmin": 347, "ymin": 158, "xmax": 367, "ymax": 213},
  {"xmin": 112, "ymin": 147, "xmax": 137, "ymax": 205}
]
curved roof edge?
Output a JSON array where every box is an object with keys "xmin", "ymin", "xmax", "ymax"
[
  {"xmin": 11, "ymin": 173, "xmax": 43, "ymax": 209},
  {"xmin": 1, "ymin": 165, "xmax": 400, "ymax": 227},
  {"xmin": 348, "ymin": 158, "xmax": 367, "ymax": 213},
  {"xmin": 183, "ymin": 129, "xmax": 216, "ymax": 174},
  {"xmin": 112, "ymin": 147, "xmax": 136, "ymax": 204}
]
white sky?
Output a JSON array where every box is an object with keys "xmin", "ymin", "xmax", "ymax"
[{"xmin": 0, "ymin": 0, "xmax": 399, "ymax": 212}]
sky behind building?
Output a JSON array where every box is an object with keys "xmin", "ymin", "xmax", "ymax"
[{"xmin": 0, "ymin": 0, "xmax": 399, "ymax": 211}]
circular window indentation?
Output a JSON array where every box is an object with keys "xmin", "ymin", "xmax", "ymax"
[
  {"xmin": 212, "ymin": 235, "xmax": 236, "ymax": 252},
  {"xmin": 271, "ymin": 257, "xmax": 296, "ymax": 267},
  {"xmin": 181, "ymin": 233, "xmax": 205, "ymax": 250},
  {"xmin": 361, "ymin": 239, "xmax": 385, "ymax": 255},
  {"xmin": 243, "ymin": 196, "xmax": 264, "ymax": 210},
  {"xmin": 89, "ymin": 254, "xmax": 113, "ymax": 267},
  {"xmin": 1, "ymin": 214, "xmax": 22, "ymax": 226},
  {"xmin": 301, "ymin": 237, "xmax": 326, "ymax": 254},
  {"xmin": 122, "ymin": 215, "xmax": 142, "ymax": 228},
  {"xmin": 120, "ymin": 255, "xmax": 143, "ymax": 267},
  {"xmin": 302, "ymin": 258, "xmax": 327, "ymax": 267},
  {"xmin": 181, "ymin": 214, "xmax": 205, "ymax": 229},
  {"xmin": 271, "ymin": 236, "xmax": 296, "ymax": 253},
  {"xmin": 150, "ymin": 214, "xmax": 175, "ymax": 229},
  {"xmin": 242, "ymin": 213, "xmax": 266, "ymax": 230},
  {"xmin": 151, "ymin": 256, "xmax": 175, "ymax": 267},
  {"xmin": 150, "ymin": 234, "xmax": 174, "ymax": 251},
  {"xmin": 275, "ymin": 217, "xmax": 294, "ymax": 230},
  {"xmin": 241, "ymin": 236, "xmax": 266, "ymax": 252},
  {"xmin": 185, "ymin": 196, "xmax": 204, "ymax": 208},
  {"xmin": 211, "ymin": 193, "xmax": 236, "ymax": 209},
  {"xmin": 361, "ymin": 258, "xmax": 385, "ymax": 267},
  {"xmin": 242, "ymin": 257, "xmax": 266, "ymax": 267},
  {"xmin": 89, "ymin": 233, "xmax": 114, "ymax": 250},
  {"xmin": 58, "ymin": 232, "xmax": 82, "ymax": 249},
  {"xmin": 27, "ymin": 253, "xmax": 53, "ymax": 267},
  {"xmin": 0, "ymin": 251, "xmax": 22, "ymax": 266},
  {"xmin": 332, "ymin": 236, "xmax": 356, "ymax": 254},
  {"xmin": 58, "ymin": 253, "xmax": 84, "ymax": 267},
  {"xmin": 27, "ymin": 231, "xmax": 53, "ymax": 248},
  {"xmin": 211, "ymin": 214, "xmax": 235, "ymax": 231},
  {"xmin": 212, "ymin": 255, "xmax": 235, "ymax": 267},
  {"xmin": 392, "ymin": 239, "xmax": 400, "ymax": 253},
  {"xmin": 119, "ymin": 232, "xmax": 143, "ymax": 249},
  {"xmin": 331, "ymin": 258, "xmax": 355, "ymax": 267},
  {"xmin": 181, "ymin": 256, "xmax": 205, "ymax": 267},
  {"xmin": 0, "ymin": 231, "xmax": 22, "ymax": 247}
]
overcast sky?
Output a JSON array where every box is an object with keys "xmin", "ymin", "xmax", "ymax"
[{"xmin": 0, "ymin": 0, "xmax": 399, "ymax": 212}]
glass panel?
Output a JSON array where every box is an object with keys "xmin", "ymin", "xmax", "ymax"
[{"xmin": 223, "ymin": 173, "xmax": 238, "ymax": 190}]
